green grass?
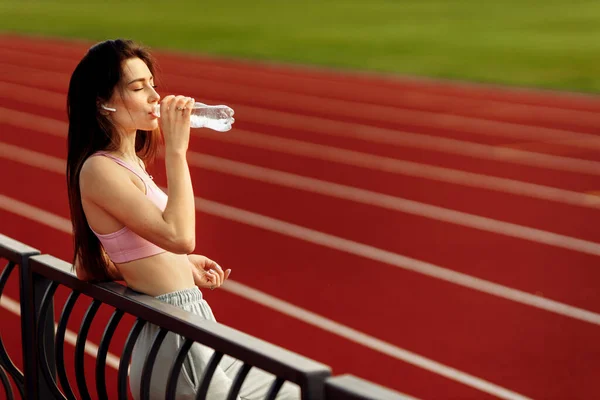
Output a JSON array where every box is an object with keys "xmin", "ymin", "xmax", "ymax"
[{"xmin": 1, "ymin": 0, "xmax": 600, "ymax": 93}]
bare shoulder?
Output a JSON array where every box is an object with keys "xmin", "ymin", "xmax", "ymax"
[
  {"xmin": 79, "ymin": 155, "xmax": 131, "ymax": 200},
  {"xmin": 80, "ymin": 154, "xmax": 109, "ymax": 175},
  {"xmin": 80, "ymin": 155, "xmax": 122, "ymax": 185}
]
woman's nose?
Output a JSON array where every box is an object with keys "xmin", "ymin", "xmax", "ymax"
[{"xmin": 149, "ymin": 87, "xmax": 160, "ymax": 103}]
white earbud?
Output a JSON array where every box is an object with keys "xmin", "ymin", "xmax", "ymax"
[{"xmin": 101, "ymin": 105, "xmax": 116, "ymax": 112}]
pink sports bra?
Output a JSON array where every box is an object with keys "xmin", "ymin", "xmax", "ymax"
[{"xmin": 88, "ymin": 151, "xmax": 169, "ymax": 263}]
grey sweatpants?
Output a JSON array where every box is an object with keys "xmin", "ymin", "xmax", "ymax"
[{"xmin": 129, "ymin": 287, "xmax": 301, "ymax": 400}]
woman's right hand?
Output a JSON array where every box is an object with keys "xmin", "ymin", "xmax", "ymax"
[{"xmin": 159, "ymin": 95, "xmax": 195, "ymax": 154}]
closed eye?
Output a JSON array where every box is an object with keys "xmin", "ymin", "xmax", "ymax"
[{"xmin": 133, "ymin": 85, "xmax": 157, "ymax": 92}]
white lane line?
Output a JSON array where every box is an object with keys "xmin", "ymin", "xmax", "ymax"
[
  {"xmin": 224, "ymin": 280, "xmax": 527, "ymax": 400},
  {"xmin": 195, "ymin": 195, "xmax": 600, "ymax": 326},
  {"xmin": 197, "ymin": 128, "xmax": 600, "ymax": 209},
  {"xmin": 2, "ymin": 78, "xmax": 600, "ymax": 176},
  {"xmin": 0, "ymin": 294, "xmax": 20, "ymax": 315},
  {"xmin": 0, "ymin": 195, "xmax": 530, "ymax": 400},
  {"xmin": 0, "ymin": 186, "xmax": 72, "ymax": 233},
  {"xmin": 4, "ymin": 140, "xmax": 600, "ymax": 258},
  {"xmin": 3, "ymin": 168, "xmax": 600, "ymax": 329},
  {"xmin": 157, "ymin": 62, "xmax": 600, "ymax": 135},
  {"xmin": 159, "ymin": 73, "xmax": 600, "ymax": 151},
  {"xmin": 195, "ymin": 152, "xmax": 600, "ymax": 257},
  {"xmin": 0, "ymin": 106, "xmax": 67, "ymax": 137},
  {"xmin": 0, "ymin": 142, "xmax": 66, "ymax": 172},
  {"xmin": 1, "ymin": 43, "xmax": 599, "ymax": 116},
  {"xmin": 227, "ymin": 105, "xmax": 600, "ymax": 176},
  {"xmin": 0, "ymin": 294, "xmax": 121, "ymax": 370},
  {"xmin": 2, "ymin": 54, "xmax": 600, "ymax": 151},
  {"xmin": 4, "ymin": 101, "xmax": 599, "ymax": 210}
]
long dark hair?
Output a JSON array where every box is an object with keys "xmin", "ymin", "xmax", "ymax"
[{"xmin": 66, "ymin": 39, "xmax": 162, "ymax": 280}]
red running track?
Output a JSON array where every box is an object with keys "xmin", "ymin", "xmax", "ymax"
[{"xmin": 1, "ymin": 35, "xmax": 600, "ymax": 399}]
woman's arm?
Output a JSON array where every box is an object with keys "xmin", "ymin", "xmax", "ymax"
[
  {"xmin": 80, "ymin": 153, "xmax": 195, "ymax": 254},
  {"xmin": 80, "ymin": 96, "xmax": 197, "ymax": 255}
]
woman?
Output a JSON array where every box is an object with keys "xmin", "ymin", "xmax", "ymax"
[{"xmin": 66, "ymin": 39, "xmax": 299, "ymax": 399}]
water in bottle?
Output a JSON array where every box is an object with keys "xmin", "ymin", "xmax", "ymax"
[{"xmin": 154, "ymin": 102, "xmax": 235, "ymax": 132}]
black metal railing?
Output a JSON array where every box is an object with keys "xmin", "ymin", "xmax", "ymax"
[
  {"xmin": 0, "ymin": 233, "xmax": 409, "ymax": 399},
  {"xmin": 0, "ymin": 233, "xmax": 42, "ymax": 400},
  {"xmin": 326, "ymin": 375, "xmax": 416, "ymax": 400}
]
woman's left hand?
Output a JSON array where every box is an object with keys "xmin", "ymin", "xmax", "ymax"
[{"xmin": 188, "ymin": 254, "xmax": 231, "ymax": 290}]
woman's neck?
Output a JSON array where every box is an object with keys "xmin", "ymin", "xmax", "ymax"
[{"xmin": 114, "ymin": 132, "xmax": 138, "ymax": 163}]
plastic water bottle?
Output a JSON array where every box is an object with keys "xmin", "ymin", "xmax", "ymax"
[{"xmin": 154, "ymin": 102, "xmax": 235, "ymax": 132}]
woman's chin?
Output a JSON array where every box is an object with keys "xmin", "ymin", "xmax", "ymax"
[{"xmin": 140, "ymin": 121, "xmax": 159, "ymax": 131}]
